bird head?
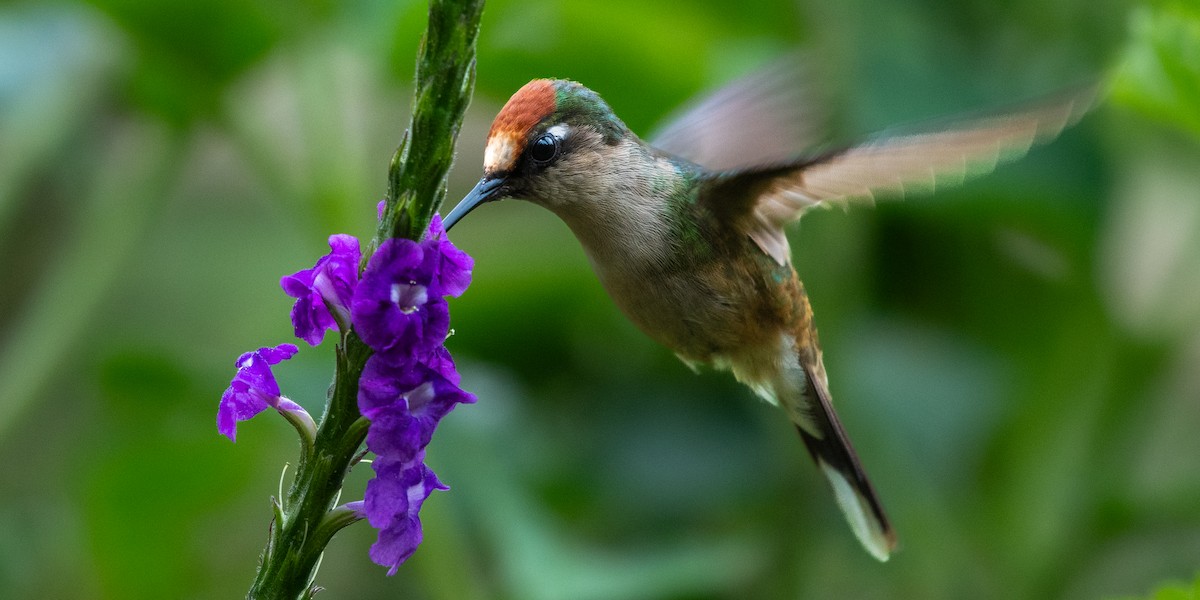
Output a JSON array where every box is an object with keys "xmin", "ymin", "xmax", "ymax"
[{"xmin": 443, "ymin": 79, "xmax": 632, "ymax": 229}]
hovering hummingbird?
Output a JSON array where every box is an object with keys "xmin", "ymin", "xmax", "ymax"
[{"xmin": 442, "ymin": 68, "xmax": 1093, "ymax": 561}]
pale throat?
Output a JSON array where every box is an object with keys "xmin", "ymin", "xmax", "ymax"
[{"xmin": 549, "ymin": 142, "xmax": 684, "ymax": 273}]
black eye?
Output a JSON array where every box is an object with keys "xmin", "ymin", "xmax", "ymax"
[{"xmin": 529, "ymin": 133, "xmax": 559, "ymax": 165}]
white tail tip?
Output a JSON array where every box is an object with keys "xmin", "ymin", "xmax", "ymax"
[{"xmin": 819, "ymin": 461, "xmax": 896, "ymax": 561}]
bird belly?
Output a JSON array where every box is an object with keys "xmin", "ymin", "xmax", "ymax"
[{"xmin": 592, "ymin": 253, "xmax": 798, "ymax": 381}]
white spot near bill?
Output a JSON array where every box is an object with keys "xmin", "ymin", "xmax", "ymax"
[{"xmin": 484, "ymin": 135, "xmax": 518, "ymax": 172}]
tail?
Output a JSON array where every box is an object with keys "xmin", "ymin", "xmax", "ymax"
[{"xmin": 785, "ymin": 354, "xmax": 896, "ymax": 561}]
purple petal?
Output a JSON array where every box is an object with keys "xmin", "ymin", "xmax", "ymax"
[
  {"xmin": 363, "ymin": 455, "xmax": 447, "ymax": 575},
  {"xmin": 420, "ymin": 297, "xmax": 451, "ymax": 348},
  {"xmin": 217, "ymin": 386, "xmax": 257, "ymax": 441},
  {"xmin": 358, "ymin": 349, "xmax": 474, "ymax": 419},
  {"xmin": 422, "ymin": 346, "xmax": 462, "ymax": 386},
  {"xmin": 426, "ymin": 214, "xmax": 447, "ymax": 239},
  {"xmin": 362, "ymin": 380, "xmax": 469, "ymax": 460},
  {"xmin": 283, "ymin": 235, "xmax": 361, "ymax": 346},
  {"xmin": 216, "ymin": 344, "xmax": 298, "ymax": 441},
  {"xmin": 352, "ymin": 239, "xmax": 449, "ymax": 353},
  {"xmin": 323, "ymin": 234, "xmax": 362, "ymax": 305},
  {"xmin": 422, "ymin": 216, "xmax": 474, "ymax": 298},
  {"xmin": 356, "ymin": 343, "xmax": 474, "ymax": 573},
  {"xmin": 287, "ymin": 294, "xmax": 336, "ymax": 346},
  {"xmin": 358, "ymin": 352, "xmax": 428, "ymax": 417},
  {"xmin": 280, "ymin": 271, "xmax": 315, "ymax": 296},
  {"xmin": 327, "ymin": 234, "xmax": 361, "ymax": 261},
  {"xmin": 258, "ymin": 343, "xmax": 299, "ymax": 365},
  {"xmin": 232, "ymin": 348, "xmax": 283, "ymax": 397},
  {"xmin": 365, "ymin": 405, "xmax": 426, "ymax": 464}
]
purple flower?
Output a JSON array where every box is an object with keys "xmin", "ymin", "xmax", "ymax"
[
  {"xmin": 358, "ymin": 348, "xmax": 473, "ymax": 418},
  {"xmin": 349, "ymin": 217, "xmax": 474, "ymax": 355},
  {"xmin": 357, "ymin": 340, "xmax": 474, "ymax": 573},
  {"xmin": 217, "ymin": 344, "xmax": 305, "ymax": 441},
  {"xmin": 364, "ymin": 454, "xmax": 446, "ymax": 574},
  {"xmin": 281, "ymin": 234, "xmax": 362, "ymax": 346},
  {"xmin": 271, "ymin": 216, "xmax": 472, "ymax": 573},
  {"xmin": 361, "ymin": 370, "xmax": 470, "ymax": 458},
  {"xmin": 351, "ymin": 239, "xmax": 449, "ymax": 354},
  {"xmin": 359, "ymin": 351, "xmax": 474, "ymax": 478}
]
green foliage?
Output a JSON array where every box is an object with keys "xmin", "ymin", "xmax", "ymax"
[
  {"xmin": 1117, "ymin": 572, "xmax": 1200, "ymax": 600},
  {"xmin": 81, "ymin": 0, "xmax": 285, "ymax": 124},
  {"xmin": 1112, "ymin": 2, "xmax": 1200, "ymax": 139}
]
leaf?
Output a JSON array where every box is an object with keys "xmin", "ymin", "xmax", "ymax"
[{"xmin": 1112, "ymin": 3, "xmax": 1200, "ymax": 139}]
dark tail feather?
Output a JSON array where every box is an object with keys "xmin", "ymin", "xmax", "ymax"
[{"xmin": 795, "ymin": 362, "xmax": 897, "ymax": 561}]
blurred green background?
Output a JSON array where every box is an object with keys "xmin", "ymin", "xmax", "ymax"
[{"xmin": 2, "ymin": 0, "xmax": 1199, "ymax": 598}]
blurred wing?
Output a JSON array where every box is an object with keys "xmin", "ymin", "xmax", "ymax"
[
  {"xmin": 649, "ymin": 57, "xmax": 825, "ymax": 171},
  {"xmin": 754, "ymin": 85, "xmax": 1099, "ymax": 227}
]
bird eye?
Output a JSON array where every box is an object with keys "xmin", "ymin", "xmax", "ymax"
[{"xmin": 529, "ymin": 133, "xmax": 559, "ymax": 165}]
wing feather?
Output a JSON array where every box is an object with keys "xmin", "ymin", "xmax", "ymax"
[
  {"xmin": 649, "ymin": 57, "xmax": 825, "ymax": 171},
  {"xmin": 755, "ymin": 85, "xmax": 1099, "ymax": 226}
]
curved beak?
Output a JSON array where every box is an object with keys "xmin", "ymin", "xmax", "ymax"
[{"xmin": 443, "ymin": 176, "xmax": 507, "ymax": 231}]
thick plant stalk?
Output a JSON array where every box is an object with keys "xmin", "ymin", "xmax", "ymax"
[
  {"xmin": 246, "ymin": 1, "xmax": 484, "ymax": 597},
  {"xmin": 379, "ymin": 0, "xmax": 485, "ymax": 244}
]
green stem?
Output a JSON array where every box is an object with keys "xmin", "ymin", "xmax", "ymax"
[
  {"xmin": 247, "ymin": 335, "xmax": 372, "ymax": 599},
  {"xmin": 378, "ymin": 0, "xmax": 484, "ymax": 243},
  {"xmin": 244, "ymin": 0, "xmax": 484, "ymax": 596}
]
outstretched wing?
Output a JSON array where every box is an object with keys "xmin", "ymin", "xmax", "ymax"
[
  {"xmin": 649, "ymin": 57, "xmax": 826, "ymax": 171},
  {"xmin": 714, "ymin": 84, "xmax": 1099, "ymax": 265},
  {"xmin": 755, "ymin": 85, "xmax": 1099, "ymax": 225}
]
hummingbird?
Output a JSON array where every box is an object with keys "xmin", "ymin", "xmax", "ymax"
[{"xmin": 442, "ymin": 69, "xmax": 1093, "ymax": 561}]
